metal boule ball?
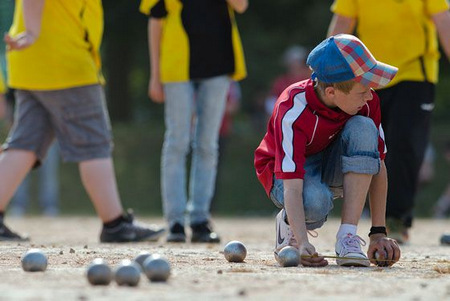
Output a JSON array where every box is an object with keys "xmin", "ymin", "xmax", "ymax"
[
  {"xmin": 21, "ymin": 249, "xmax": 48, "ymax": 272},
  {"xmin": 277, "ymin": 246, "xmax": 299, "ymax": 267},
  {"xmin": 86, "ymin": 258, "xmax": 112, "ymax": 285},
  {"xmin": 114, "ymin": 259, "xmax": 141, "ymax": 287},
  {"xmin": 223, "ymin": 241, "xmax": 247, "ymax": 263},
  {"xmin": 133, "ymin": 251, "xmax": 151, "ymax": 271},
  {"xmin": 143, "ymin": 254, "xmax": 171, "ymax": 282},
  {"xmin": 440, "ymin": 233, "xmax": 450, "ymax": 245}
]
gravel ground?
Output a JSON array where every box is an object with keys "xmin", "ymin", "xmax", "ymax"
[{"xmin": 0, "ymin": 216, "xmax": 449, "ymax": 301}]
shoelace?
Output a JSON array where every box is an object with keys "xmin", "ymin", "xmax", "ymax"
[{"xmin": 339, "ymin": 233, "xmax": 366, "ymax": 254}]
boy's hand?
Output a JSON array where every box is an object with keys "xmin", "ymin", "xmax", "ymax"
[
  {"xmin": 367, "ymin": 233, "xmax": 401, "ymax": 267},
  {"xmin": 299, "ymin": 242, "xmax": 328, "ymax": 267}
]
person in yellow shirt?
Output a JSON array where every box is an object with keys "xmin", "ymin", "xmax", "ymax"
[
  {"xmin": 328, "ymin": 0, "xmax": 450, "ymax": 244},
  {"xmin": 140, "ymin": 0, "xmax": 247, "ymax": 243},
  {"xmin": 0, "ymin": 0, "xmax": 164, "ymax": 242}
]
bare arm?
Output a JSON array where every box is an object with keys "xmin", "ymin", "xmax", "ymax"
[
  {"xmin": 147, "ymin": 18, "xmax": 164, "ymax": 103},
  {"xmin": 327, "ymin": 13, "xmax": 356, "ymax": 37},
  {"xmin": 4, "ymin": 0, "xmax": 45, "ymax": 50},
  {"xmin": 368, "ymin": 160, "xmax": 401, "ymax": 266},
  {"xmin": 432, "ymin": 10, "xmax": 450, "ymax": 60},
  {"xmin": 368, "ymin": 160, "xmax": 388, "ymax": 227},
  {"xmin": 283, "ymin": 179, "xmax": 327, "ymax": 267},
  {"xmin": 226, "ymin": 0, "xmax": 248, "ymax": 13}
]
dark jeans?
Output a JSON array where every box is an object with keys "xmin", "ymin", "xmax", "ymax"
[{"xmin": 378, "ymin": 81, "xmax": 435, "ymax": 228}]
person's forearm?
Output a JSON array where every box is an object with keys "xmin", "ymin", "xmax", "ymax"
[
  {"xmin": 327, "ymin": 14, "xmax": 356, "ymax": 37},
  {"xmin": 284, "ymin": 179, "xmax": 309, "ymax": 244},
  {"xmin": 148, "ymin": 18, "xmax": 163, "ymax": 80},
  {"xmin": 226, "ymin": 0, "xmax": 248, "ymax": 13},
  {"xmin": 368, "ymin": 161, "xmax": 388, "ymax": 227},
  {"xmin": 23, "ymin": 0, "xmax": 45, "ymax": 40},
  {"xmin": 433, "ymin": 10, "xmax": 450, "ymax": 60}
]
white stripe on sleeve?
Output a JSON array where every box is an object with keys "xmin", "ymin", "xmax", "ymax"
[
  {"xmin": 281, "ymin": 92, "xmax": 307, "ymax": 172},
  {"xmin": 379, "ymin": 124, "xmax": 387, "ymax": 154}
]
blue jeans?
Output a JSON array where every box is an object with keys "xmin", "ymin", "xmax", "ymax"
[
  {"xmin": 270, "ymin": 116, "xmax": 381, "ymax": 230},
  {"xmin": 162, "ymin": 75, "xmax": 230, "ymax": 227}
]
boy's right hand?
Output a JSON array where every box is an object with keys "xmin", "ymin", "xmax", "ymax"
[
  {"xmin": 299, "ymin": 242, "xmax": 328, "ymax": 267},
  {"xmin": 148, "ymin": 78, "xmax": 164, "ymax": 103}
]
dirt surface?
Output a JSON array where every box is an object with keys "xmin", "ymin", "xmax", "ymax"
[{"xmin": 0, "ymin": 216, "xmax": 449, "ymax": 300}]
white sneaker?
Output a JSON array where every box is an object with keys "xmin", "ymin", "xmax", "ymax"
[
  {"xmin": 274, "ymin": 209, "xmax": 297, "ymax": 263},
  {"xmin": 335, "ymin": 233, "xmax": 370, "ymax": 267}
]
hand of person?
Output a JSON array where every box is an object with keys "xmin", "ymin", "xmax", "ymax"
[
  {"xmin": 4, "ymin": 32, "xmax": 37, "ymax": 51},
  {"xmin": 299, "ymin": 241, "xmax": 328, "ymax": 267},
  {"xmin": 148, "ymin": 77, "xmax": 164, "ymax": 103},
  {"xmin": 367, "ymin": 233, "xmax": 401, "ymax": 267}
]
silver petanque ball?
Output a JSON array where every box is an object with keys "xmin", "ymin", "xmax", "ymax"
[
  {"xmin": 21, "ymin": 249, "xmax": 48, "ymax": 272},
  {"xmin": 374, "ymin": 250, "xmax": 388, "ymax": 267},
  {"xmin": 143, "ymin": 254, "xmax": 171, "ymax": 282},
  {"xmin": 277, "ymin": 246, "xmax": 299, "ymax": 267},
  {"xmin": 133, "ymin": 251, "xmax": 151, "ymax": 271},
  {"xmin": 114, "ymin": 260, "xmax": 141, "ymax": 287},
  {"xmin": 223, "ymin": 241, "xmax": 247, "ymax": 263},
  {"xmin": 440, "ymin": 233, "xmax": 450, "ymax": 245},
  {"xmin": 86, "ymin": 258, "xmax": 113, "ymax": 285}
]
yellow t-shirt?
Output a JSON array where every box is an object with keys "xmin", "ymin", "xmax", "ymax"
[
  {"xmin": 140, "ymin": 0, "xmax": 247, "ymax": 83},
  {"xmin": 0, "ymin": 71, "xmax": 5, "ymax": 94},
  {"xmin": 331, "ymin": 0, "xmax": 449, "ymax": 87},
  {"xmin": 7, "ymin": 0, "xmax": 104, "ymax": 90}
]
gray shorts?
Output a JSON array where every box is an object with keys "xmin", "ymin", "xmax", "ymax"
[{"xmin": 2, "ymin": 84, "xmax": 113, "ymax": 164}]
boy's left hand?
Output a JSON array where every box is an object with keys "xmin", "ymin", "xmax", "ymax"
[{"xmin": 367, "ymin": 233, "xmax": 401, "ymax": 267}]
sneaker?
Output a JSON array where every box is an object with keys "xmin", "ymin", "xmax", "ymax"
[
  {"xmin": 190, "ymin": 221, "xmax": 220, "ymax": 243},
  {"xmin": 386, "ymin": 218, "xmax": 409, "ymax": 245},
  {"xmin": 0, "ymin": 218, "xmax": 29, "ymax": 241},
  {"xmin": 166, "ymin": 223, "xmax": 186, "ymax": 243},
  {"xmin": 335, "ymin": 233, "xmax": 370, "ymax": 267},
  {"xmin": 274, "ymin": 209, "xmax": 299, "ymax": 263},
  {"xmin": 100, "ymin": 211, "xmax": 165, "ymax": 243}
]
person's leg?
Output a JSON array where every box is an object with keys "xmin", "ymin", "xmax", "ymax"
[
  {"xmin": 0, "ymin": 150, "xmax": 36, "ymax": 212},
  {"xmin": 161, "ymin": 82, "xmax": 195, "ymax": 240},
  {"xmin": 379, "ymin": 82, "xmax": 434, "ymax": 234},
  {"xmin": 188, "ymin": 75, "xmax": 229, "ymax": 242},
  {"xmin": 79, "ymin": 158, "xmax": 123, "ymax": 222},
  {"xmin": 323, "ymin": 115, "xmax": 380, "ymax": 266},
  {"xmin": 37, "ymin": 85, "xmax": 164, "ymax": 242},
  {"xmin": 270, "ymin": 152, "xmax": 334, "ymax": 254},
  {"xmin": 38, "ymin": 142, "xmax": 59, "ymax": 216},
  {"xmin": 9, "ymin": 174, "xmax": 31, "ymax": 216},
  {"xmin": 0, "ymin": 89, "xmax": 54, "ymax": 240},
  {"xmin": 189, "ymin": 76, "xmax": 229, "ymax": 222}
]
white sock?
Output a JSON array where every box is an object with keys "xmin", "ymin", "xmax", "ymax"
[{"xmin": 336, "ymin": 224, "xmax": 357, "ymax": 239}]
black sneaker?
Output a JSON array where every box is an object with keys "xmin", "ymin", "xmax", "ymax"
[
  {"xmin": 0, "ymin": 218, "xmax": 29, "ymax": 241},
  {"xmin": 191, "ymin": 221, "xmax": 220, "ymax": 243},
  {"xmin": 166, "ymin": 223, "xmax": 186, "ymax": 243},
  {"xmin": 100, "ymin": 211, "xmax": 165, "ymax": 243}
]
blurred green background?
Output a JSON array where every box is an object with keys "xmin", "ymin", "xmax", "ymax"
[{"xmin": 0, "ymin": 0, "xmax": 449, "ymax": 218}]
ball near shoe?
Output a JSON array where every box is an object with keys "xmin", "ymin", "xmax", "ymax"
[
  {"xmin": 21, "ymin": 249, "xmax": 48, "ymax": 272},
  {"xmin": 277, "ymin": 246, "xmax": 299, "ymax": 267},
  {"xmin": 134, "ymin": 251, "xmax": 151, "ymax": 271},
  {"xmin": 87, "ymin": 258, "xmax": 113, "ymax": 285},
  {"xmin": 440, "ymin": 233, "xmax": 450, "ymax": 245},
  {"xmin": 223, "ymin": 241, "xmax": 247, "ymax": 262},
  {"xmin": 143, "ymin": 254, "xmax": 171, "ymax": 282},
  {"xmin": 114, "ymin": 260, "xmax": 141, "ymax": 287}
]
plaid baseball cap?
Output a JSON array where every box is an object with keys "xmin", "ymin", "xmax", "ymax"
[{"xmin": 307, "ymin": 34, "xmax": 398, "ymax": 89}]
